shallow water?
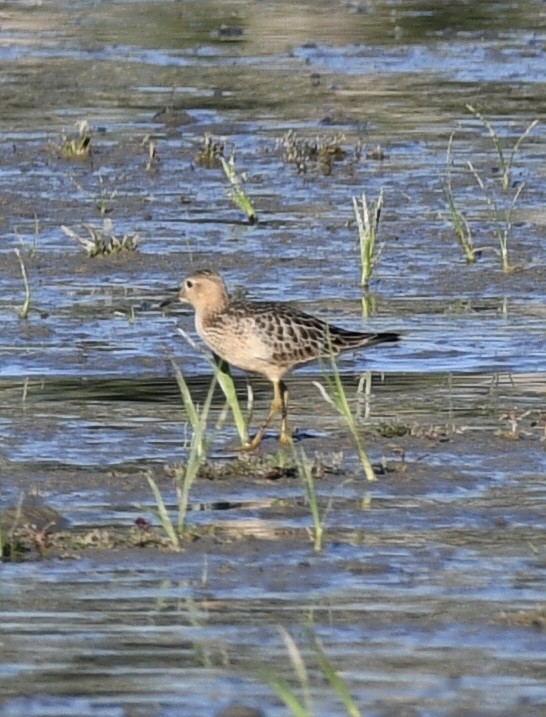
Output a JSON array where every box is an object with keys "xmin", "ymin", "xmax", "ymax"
[{"xmin": 1, "ymin": 1, "xmax": 546, "ymax": 716}]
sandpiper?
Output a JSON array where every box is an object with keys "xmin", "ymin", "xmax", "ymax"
[{"xmin": 179, "ymin": 269, "xmax": 399, "ymax": 449}]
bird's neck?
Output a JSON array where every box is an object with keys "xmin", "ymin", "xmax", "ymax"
[{"xmin": 196, "ymin": 296, "xmax": 230, "ymax": 328}]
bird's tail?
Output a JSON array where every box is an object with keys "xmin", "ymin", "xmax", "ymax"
[{"xmin": 329, "ymin": 328, "xmax": 400, "ymax": 352}]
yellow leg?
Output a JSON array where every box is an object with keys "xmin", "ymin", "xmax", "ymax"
[
  {"xmin": 278, "ymin": 381, "xmax": 292, "ymax": 445},
  {"xmin": 243, "ymin": 380, "xmax": 290, "ymax": 450}
]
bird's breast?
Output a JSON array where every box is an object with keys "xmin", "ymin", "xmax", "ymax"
[{"xmin": 196, "ymin": 312, "xmax": 276, "ymax": 374}]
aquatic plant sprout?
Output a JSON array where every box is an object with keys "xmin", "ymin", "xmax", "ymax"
[
  {"xmin": 444, "ymin": 131, "xmax": 477, "ymax": 264},
  {"xmin": 445, "ymin": 109, "xmax": 538, "ymax": 271},
  {"xmin": 467, "ymin": 161, "xmax": 526, "ymax": 273},
  {"xmin": 314, "ymin": 341, "xmax": 377, "ymax": 482},
  {"xmin": 295, "ymin": 447, "xmax": 326, "ymax": 552},
  {"xmin": 147, "ymin": 359, "xmax": 221, "ymax": 549},
  {"xmin": 220, "ymin": 151, "xmax": 258, "ymax": 224},
  {"xmin": 178, "ymin": 327, "xmax": 250, "ymax": 447},
  {"xmin": 352, "ymin": 188, "xmax": 384, "ymax": 287}
]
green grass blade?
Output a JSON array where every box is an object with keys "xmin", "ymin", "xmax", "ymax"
[
  {"xmin": 175, "ymin": 369, "xmax": 219, "ymax": 533},
  {"xmin": 314, "ymin": 645, "xmax": 361, "ymax": 717},
  {"xmin": 466, "ymin": 105, "xmax": 538, "ymax": 192},
  {"xmin": 213, "ymin": 355, "xmax": 249, "ymax": 446},
  {"xmin": 170, "ymin": 358, "xmax": 199, "ymax": 429},
  {"xmin": 353, "ymin": 190, "xmax": 383, "ymax": 287},
  {"xmin": 296, "ymin": 447, "xmax": 324, "ymax": 552},
  {"xmin": 177, "ymin": 329, "xmax": 249, "ymax": 446},
  {"xmin": 444, "ymin": 132, "xmax": 476, "ymax": 263},
  {"xmin": 326, "ymin": 352, "xmax": 376, "ymax": 482},
  {"xmin": 220, "ymin": 154, "xmax": 257, "ymax": 224},
  {"xmin": 280, "ymin": 627, "xmax": 312, "ymax": 712},
  {"xmin": 315, "ymin": 356, "xmax": 377, "ymax": 482},
  {"xmin": 146, "ymin": 473, "xmax": 180, "ymax": 550},
  {"xmin": 509, "ymin": 119, "xmax": 539, "ymax": 172},
  {"xmin": 466, "ymin": 104, "xmax": 507, "ymax": 181},
  {"xmin": 261, "ymin": 675, "xmax": 310, "ymax": 717}
]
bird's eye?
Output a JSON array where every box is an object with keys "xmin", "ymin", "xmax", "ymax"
[{"xmin": 186, "ymin": 280, "xmax": 193, "ymax": 289}]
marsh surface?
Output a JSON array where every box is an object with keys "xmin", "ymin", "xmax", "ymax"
[{"xmin": 1, "ymin": 1, "xmax": 545, "ymax": 716}]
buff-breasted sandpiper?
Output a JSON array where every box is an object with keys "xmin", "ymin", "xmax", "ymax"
[{"xmin": 179, "ymin": 269, "xmax": 399, "ymax": 449}]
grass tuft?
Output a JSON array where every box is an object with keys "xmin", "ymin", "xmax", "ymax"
[
  {"xmin": 62, "ymin": 220, "xmax": 140, "ymax": 257},
  {"xmin": 279, "ymin": 130, "xmax": 354, "ymax": 175},
  {"xmin": 294, "ymin": 447, "xmax": 347, "ymax": 552},
  {"xmin": 220, "ymin": 151, "xmax": 258, "ymax": 224},
  {"xmin": 195, "ymin": 133, "xmax": 225, "ymax": 168},
  {"xmin": 466, "ymin": 161, "xmax": 525, "ymax": 273},
  {"xmin": 54, "ymin": 120, "xmax": 93, "ymax": 160},
  {"xmin": 147, "ymin": 359, "xmax": 223, "ymax": 549},
  {"xmin": 446, "ymin": 109, "xmax": 538, "ymax": 271},
  {"xmin": 194, "ymin": 134, "xmax": 257, "ymax": 223},
  {"xmin": 353, "ymin": 188, "xmax": 384, "ymax": 287}
]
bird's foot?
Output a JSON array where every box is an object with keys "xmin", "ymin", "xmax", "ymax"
[
  {"xmin": 279, "ymin": 417, "xmax": 292, "ymax": 446},
  {"xmin": 238, "ymin": 441, "xmax": 258, "ymax": 453},
  {"xmin": 279, "ymin": 431, "xmax": 293, "ymax": 446},
  {"xmin": 237, "ymin": 428, "xmax": 292, "ymax": 451},
  {"xmin": 237, "ymin": 431, "xmax": 266, "ymax": 452}
]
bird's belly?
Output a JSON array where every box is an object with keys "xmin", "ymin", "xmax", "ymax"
[
  {"xmin": 198, "ymin": 323, "xmax": 283, "ymax": 379},
  {"xmin": 215, "ymin": 340, "xmax": 274, "ymax": 374}
]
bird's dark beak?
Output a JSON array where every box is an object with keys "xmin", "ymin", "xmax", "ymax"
[{"xmin": 159, "ymin": 288, "xmax": 180, "ymax": 309}]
